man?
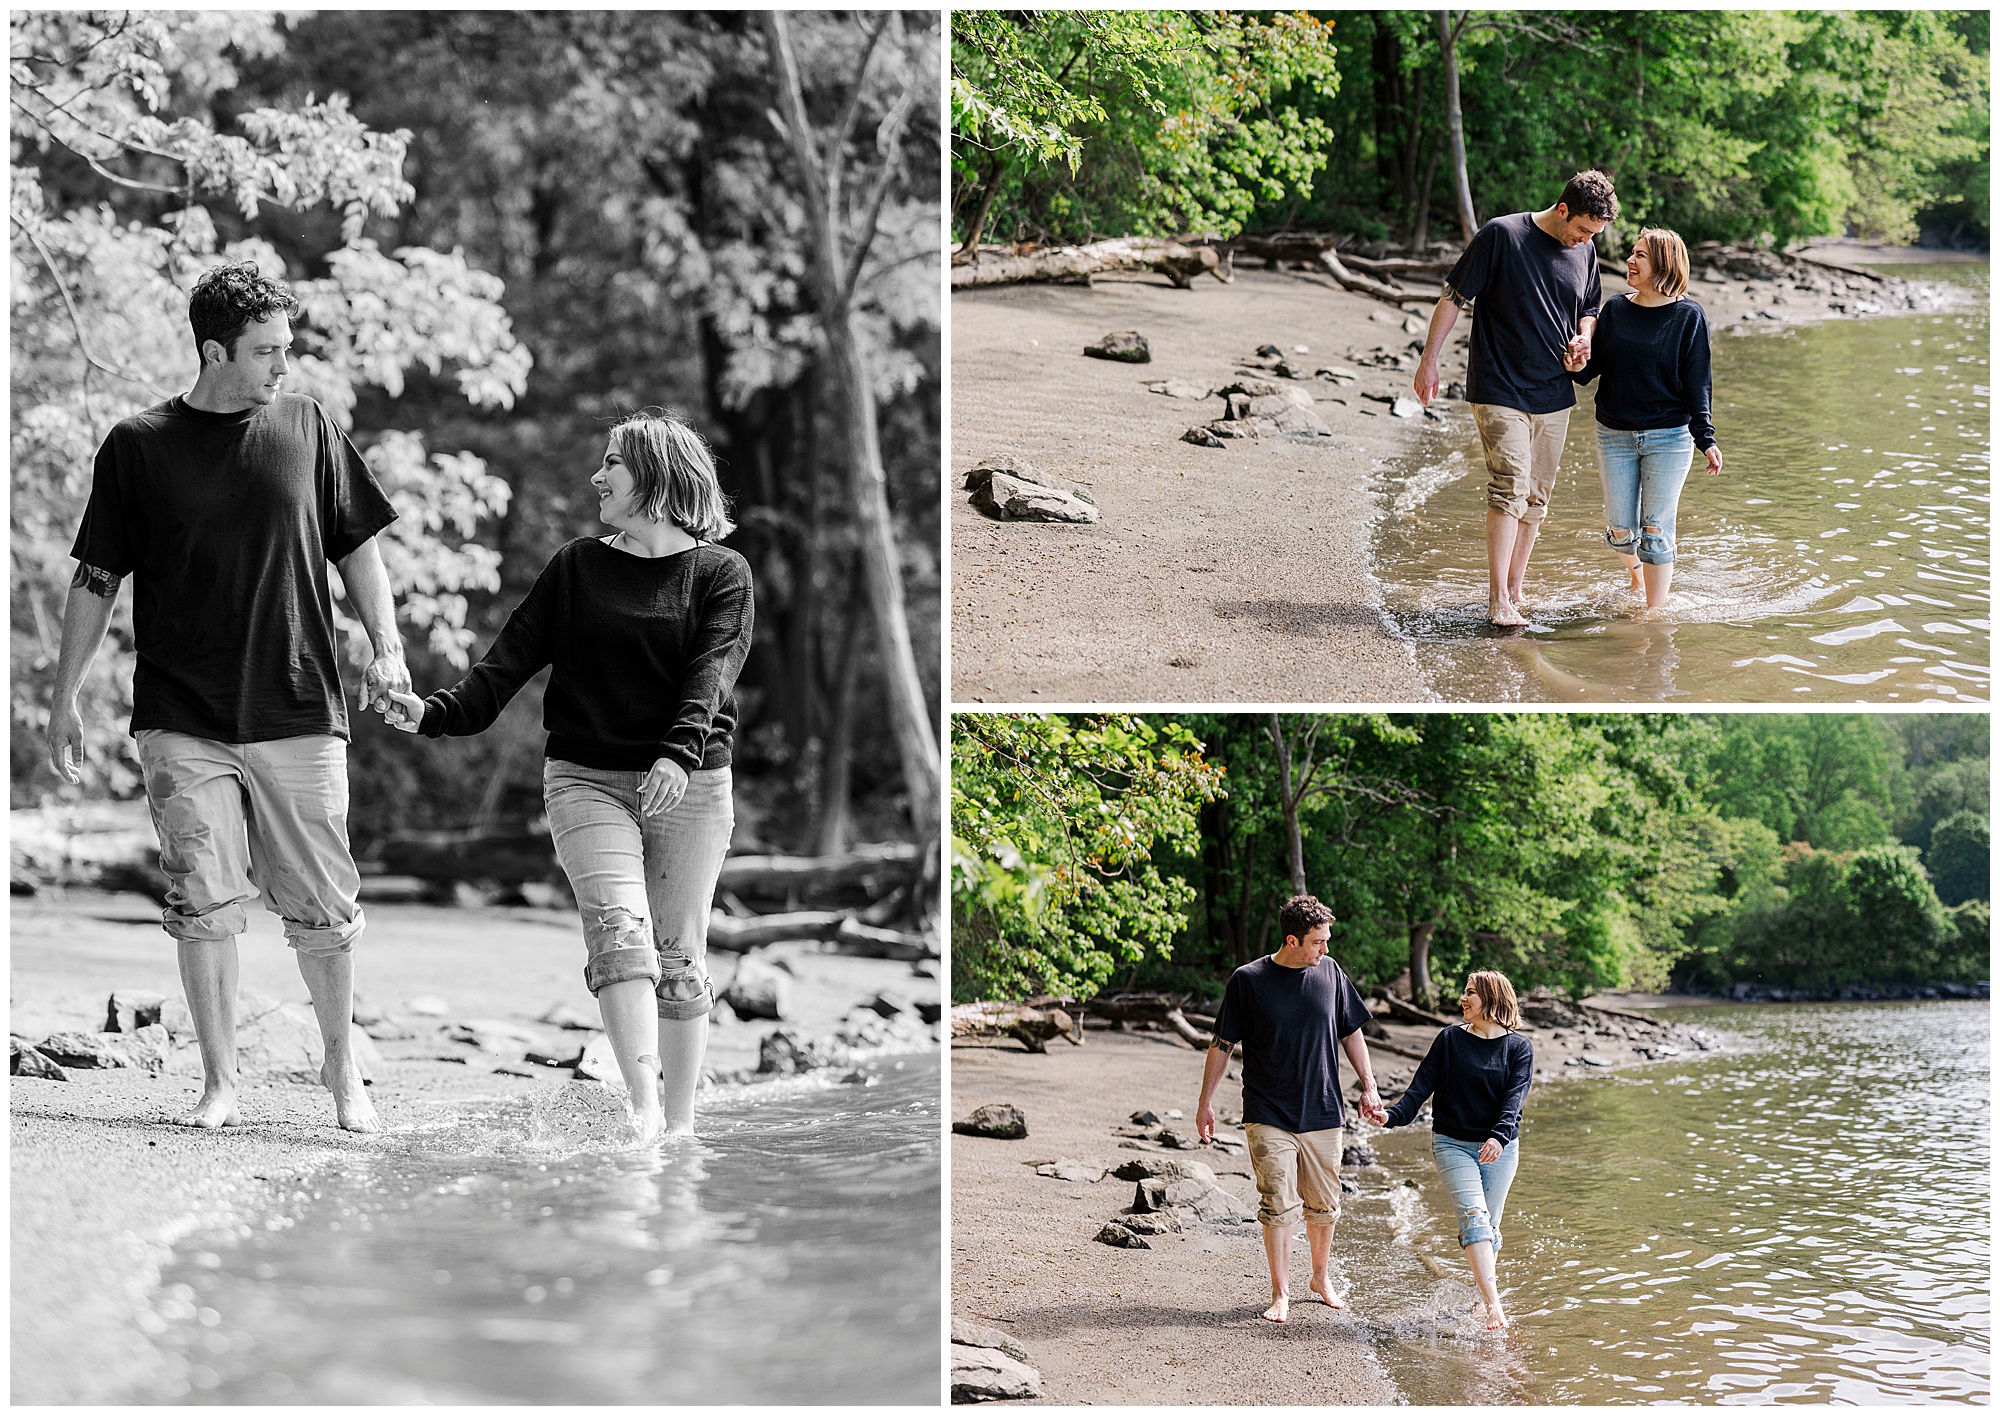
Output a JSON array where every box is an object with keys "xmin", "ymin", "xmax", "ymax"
[
  {"xmin": 1413, "ymin": 170, "xmax": 1617, "ymax": 627},
  {"xmin": 47, "ymin": 262, "xmax": 410, "ymax": 1132},
  {"xmin": 1195, "ymin": 894, "xmax": 1387, "ymax": 1324}
]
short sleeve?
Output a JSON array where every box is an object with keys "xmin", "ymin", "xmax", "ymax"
[
  {"xmin": 1580, "ymin": 252, "xmax": 1604, "ymax": 322},
  {"xmin": 1335, "ymin": 965, "xmax": 1370, "ymax": 1040},
  {"xmin": 316, "ymin": 403, "xmax": 397, "ymax": 562},
  {"xmin": 1214, "ymin": 971, "xmax": 1248, "ymax": 1045},
  {"xmin": 69, "ymin": 431, "xmax": 140, "ymax": 577},
  {"xmin": 1444, "ymin": 221, "xmax": 1497, "ymax": 304}
]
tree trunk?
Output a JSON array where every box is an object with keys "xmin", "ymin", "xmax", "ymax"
[
  {"xmin": 1438, "ymin": 11, "xmax": 1477, "ymax": 244},
  {"xmin": 1268, "ymin": 714, "xmax": 1308, "ymax": 898},
  {"xmin": 1409, "ymin": 917, "xmax": 1437, "ymax": 1007},
  {"xmin": 764, "ymin": 13, "xmax": 940, "ymax": 849},
  {"xmin": 954, "ymin": 150, "xmax": 1008, "ymax": 259},
  {"xmin": 810, "ymin": 591, "xmax": 864, "ymax": 856},
  {"xmin": 950, "ymin": 237, "xmax": 1229, "ymax": 289},
  {"xmin": 1412, "ymin": 144, "xmax": 1442, "ymax": 252}
]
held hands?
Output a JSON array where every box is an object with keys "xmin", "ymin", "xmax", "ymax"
[
  {"xmin": 1705, "ymin": 445, "xmax": 1723, "ymax": 475},
  {"xmin": 1563, "ymin": 333, "xmax": 1591, "ymax": 372},
  {"xmin": 381, "ymin": 690, "xmax": 425, "ymax": 733},
  {"xmin": 641, "ymin": 756, "xmax": 689, "ymax": 817},
  {"xmin": 360, "ymin": 652, "xmax": 411, "ymax": 715},
  {"xmin": 1478, "ymin": 1137, "xmax": 1503, "ymax": 1165},
  {"xmin": 1358, "ymin": 1086, "xmax": 1388, "ymax": 1127}
]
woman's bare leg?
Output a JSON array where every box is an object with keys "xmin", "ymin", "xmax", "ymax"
[
  {"xmin": 659, "ymin": 1013, "xmax": 708, "ymax": 1136},
  {"xmin": 1465, "ymin": 1238, "xmax": 1507, "ymax": 1329},
  {"xmin": 1641, "ymin": 560, "xmax": 1674, "ymax": 609},
  {"xmin": 597, "ymin": 978, "xmax": 663, "ymax": 1142}
]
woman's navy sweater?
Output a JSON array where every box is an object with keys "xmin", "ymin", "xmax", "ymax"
[{"xmin": 1382, "ymin": 1024, "xmax": 1535, "ymax": 1146}]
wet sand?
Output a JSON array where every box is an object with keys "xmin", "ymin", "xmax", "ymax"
[
  {"xmin": 950, "ymin": 1000, "xmax": 1716, "ymax": 1405},
  {"xmin": 10, "ymin": 890, "xmax": 937, "ymax": 1405}
]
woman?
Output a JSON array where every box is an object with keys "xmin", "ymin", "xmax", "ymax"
[
  {"xmin": 1565, "ymin": 227, "xmax": 1723, "ymax": 610},
  {"xmin": 1381, "ymin": 969, "xmax": 1533, "ymax": 1331},
  {"xmin": 385, "ymin": 409, "xmax": 753, "ymax": 1143}
]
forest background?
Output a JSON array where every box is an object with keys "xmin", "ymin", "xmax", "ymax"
[
  {"xmin": 12, "ymin": 11, "xmax": 942, "ymax": 865},
  {"xmin": 951, "ymin": 713, "xmax": 1991, "ymax": 1006},
  {"xmin": 951, "ymin": 9, "xmax": 1989, "ymax": 254}
]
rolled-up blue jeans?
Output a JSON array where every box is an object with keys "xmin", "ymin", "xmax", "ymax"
[
  {"xmin": 1431, "ymin": 1134, "xmax": 1520, "ymax": 1251},
  {"xmin": 1596, "ymin": 423, "xmax": 1694, "ymax": 565},
  {"xmin": 543, "ymin": 761, "xmax": 734, "ymax": 1019}
]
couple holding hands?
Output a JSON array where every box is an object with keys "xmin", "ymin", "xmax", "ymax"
[
  {"xmin": 49, "ymin": 262, "xmax": 752, "ymax": 1144},
  {"xmin": 1413, "ymin": 169, "xmax": 1723, "ymax": 625}
]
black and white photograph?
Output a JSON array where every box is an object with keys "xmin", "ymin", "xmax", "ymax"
[{"xmin": 11, "ymin": 10, "xmax": 942, "ymax": 1404}]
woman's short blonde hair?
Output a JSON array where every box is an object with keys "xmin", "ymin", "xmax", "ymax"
[
  {"xmin": 1465, "ymin": 970, "xmax": 1521, "ymax": 1030},
  {"xmin": 1635, "ymin": 227, "xmax": 1690, "ymax": 300},
  {"xmin": 609, "ymin": 408, "xmax": 735, "ymax": 541}
]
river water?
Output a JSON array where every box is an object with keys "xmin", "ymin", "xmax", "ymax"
[
  {"xmin": 144, "ymin": 1055, "xmax": 941, "ymax": 1405},
  {"xmin": 1352, "ymin": 1002, "xmax": 1989, "ymax": 1405},
  {"xmin": 1375, "ymin": 265, "xmax": 1989, "ymax": 702}
]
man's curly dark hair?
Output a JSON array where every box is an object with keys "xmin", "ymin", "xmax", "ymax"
[
  {"xmin": 187, "ymin": 262, "xmax": 299, "ymax": 362},
  {"xmin": 1558, "ymin": 169, "xmax": 1620, "ymax": 223},
  {"xmin": 1278, "ymin": 894, "xmax": 1336, "ymax": 944}
]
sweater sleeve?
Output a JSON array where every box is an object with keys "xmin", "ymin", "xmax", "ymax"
[
  {"xmin": 1487, "ymin": 1035, "xmax": 1534, "ymax": 1145},
  {"xmin": 1683, "ymin": 306, "xmax": 1716, "ymax": 451},
  {"xmin": 418, "ymin": 558, "xmax": 557, "ymax": 739},
  {"xmin": 654, "ymin": 553, "xmax": 755, "ymax": 772},
  {"xmin": 1383, "ymin": 1028, "xmax": 1447, "ymax": 1129}
]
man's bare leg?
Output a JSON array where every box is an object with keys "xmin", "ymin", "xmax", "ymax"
[
  {"xmin": 1465, "ymin": 1238, "xmax": 1507, "ymax": 1329},
  {"xmin": 176, "ymin": 938, "xmax": 243, "ymax": 1128},
  {"xmin": 1505, "ymin": 517, "xmax": 1542, "ymax": 609},
  {"xmin": 599, "ymin": 978, "xmax": 664, "ymax": 1142},
  {"xmin": 659, "ymin": 1013, "xmax": 708, "ymax": 1137},
  {"xmin": 1260, "ymin": 1221, "xmax": 1292, "ymax": 1322},
  {"xmin": 1485, "ymin": 509, "xmax": 1528, "ymax": 626},
  {"xmin": 296, "ymin": 949, "xmax": 378, "ymax": 1133},
  {"xmin": 1307, "ymin": 1221, "xmax": 1345, "ymax": 1309}
]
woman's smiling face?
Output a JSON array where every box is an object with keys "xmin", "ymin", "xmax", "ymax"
[{"xmin": 591, "ymin": 438, "xmax": 641, "ymax": 527}]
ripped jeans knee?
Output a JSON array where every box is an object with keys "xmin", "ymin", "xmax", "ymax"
[
  {"xmin": 1605, "ymin": 523, "xmax": 1638, "ymax": 554},
  {"xmin": 1456, "ymin": 1203, "xmax": 1502, "ymax": 1251},
  {"xmin": 654, "ymin": 936, "xmax": 712, "ymax": 1021},
  {"xmin": 1636, "ymin": 519, "xmax": 1675, "ymax": 565},
  {"xmin": 582, "ymin": 907, "xmax": 662, "ymax": 993}
]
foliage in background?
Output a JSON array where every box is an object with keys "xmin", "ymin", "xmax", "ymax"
[
  {"xmin": 951, "ymin": 9, "xmax": 1341, "ymax": 246},
  {"xmin": 951, "ymin": 9, "xmax": 1990, "ymax": 250},
  {"xmin": 953, "ymin": 713, "xmax": 1990, "ymax": 1004},
  {"xmin": 951, "ymin": 715, "xmax": 1223, "ymax": 1000},
  {"xmin": 12, "ymin": 12, "xmax": 942, "ymax": 854}
]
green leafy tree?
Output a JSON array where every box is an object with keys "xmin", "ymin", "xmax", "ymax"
[
  {"xmin": 1926, "ymin": 810, "xmax": 1990, "ymax": 907},
  {"xmin": 950, "ymin": 714, "xmax": 1224, "ymax": 1001},
  {"xmin": 11, "ymin": 11, "xmax": 528, "ymax": 800}
]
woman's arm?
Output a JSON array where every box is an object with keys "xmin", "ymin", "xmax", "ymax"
[
  {"xmin": 416, "ymin": 560, "xmax": 558, "ymax": 739},
  {"xmin": 1684, "ymin": 309, "xmax": 1717, "ymax": 454},
  {"xmin": 1487, "ymin": 1035, "xmax": 1534, "ymax": 1147},
  {"xmin": 654, "ymin": 557, "xmax": 755, "ymax": 772},
  {"xmin": 1381, "ymin": 1028, "xmax": 1447, "ymax": 1128}
]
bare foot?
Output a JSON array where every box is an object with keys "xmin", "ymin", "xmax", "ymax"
[
  {"xmin": 1308, "ymin": 1273, "xmax": 1345, "ymax": 1310},
  {"xmin": 1486, "ymin": 1300, "xmax": 1509, "ymax": 1331},
  {"xmin": 176, "ymin": 1087, "xmax": 243, "ymax": 1129},
  {"xmin": 1489, "ymin": 598, "xmax": 1528, "ymax": 628},
  {"xmin": 321, "ymin": 1059, "xmax": 380, "ymax": 1133},
  {"xmin": 1261, "ymin": 1294, "xmax": 1290, "ymax": 1324},
  {"xmin": 628, "ymin": 1102, "xmax": 666, "ymax": 1144}
]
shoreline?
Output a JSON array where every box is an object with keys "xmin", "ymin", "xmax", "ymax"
[
  {"xmin": 9, "ymin": 889, "xmax": 939, "ymax": 1405},
  {"xmin": 949, "ymin": 246, "xmax": 1977, "ymax": 704},
  {"xmin": 948, "ymin": 994, "xmax": 1721, "ymax": 1405}
]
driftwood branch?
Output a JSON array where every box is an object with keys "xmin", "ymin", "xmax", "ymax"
[
  {"xmin": 1578, "ymin": 999, "xmax": 1666, "ymax": 1029},
  {"xmin": 708, "ymin": 909, "xmax": 935, "ymax": 960},
  {"xmin": 951, "ymin": 237, "xmax": 1232, "ymax": 290},
  {"xmin": 1377, "ymin": 994, "xmax": 1459, "ymax": 1029},
  {"xmin": 950, "ymin": 1001, "xmax": 1080, "ymax": 1053},
  {"xmin": 718, "ymin": 842, "xmax": 921, "ymax": 896}
]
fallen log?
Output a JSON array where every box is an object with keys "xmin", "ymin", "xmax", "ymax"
[
  {"xmin": 951, "ymin": 1001, "xmax": 1080, "ymax": 1053},
  {"xmin": 1320, "ymin": 247, "xmax": 1442, "ymax": 308},
  {"xmin": 1785, "ymin": 251, "xmax": 1891, "ymax": 284},
  {"xmin": 951, "ymin": 237, "xmax": 1232, "ymax": 290},
  {"xmin": 706, "ymin": 910, "xmax": 936, "ymax": 961},
  {"xmin": 1365, "ymin": 1036, "xmax": 1433, "ymax": 1063},
  {"xmin": 1221, "ymin": 233, "xmax": 1443, "ymax": 309},
  {"xmin": 717, "ymin": 842, "xmax": 920, "ymax": 897},
  {"xmin": 1578, "ymin": 999, "xmax": 1666, "ymax": 1029},
  {"xmin": 1378, "ymin": 995, "xmax": 1458, "ymax": 1029}
]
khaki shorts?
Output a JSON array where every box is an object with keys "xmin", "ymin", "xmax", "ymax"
[
  {"xmin": 137, "ymin": 730, "xmax": 363, "ymax": 955},
  {"xmin": 1244, "ymin": 1122, "xmax": 1344, "ymax": 1229},
  {"xmin": 1473, "ymin": 402, "xmax": 1572, "ymax": 524}
]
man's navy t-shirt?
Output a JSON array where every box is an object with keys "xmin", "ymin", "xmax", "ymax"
[
  {"xmin": 1214, "ymin": 954, "xmax": 1372, "ymax": 1134},
  {"xmin": 1445, "ymin": 211, "xmax": 1604, "ymax": 414},
  {"xmin": 70, "ymin": 393, "xmax": 396, "ymax": 744}
]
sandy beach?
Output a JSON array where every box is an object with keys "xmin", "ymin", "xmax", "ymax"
[
  {"xmin": 949, "ymin": 249, "xmax": 1958, "ymax": 705},
  {"xmin": 10, "ymin": 888, "xmax": 938, "ymax": 1405},
  {"xmin": 949, "ymin": 994, "xmax": 1718, "ymax": 1405}
]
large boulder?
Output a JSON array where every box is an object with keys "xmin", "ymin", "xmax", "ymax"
[
  {"xmin": 964, "ymin": 455, "xmax": 1095, "ymax": 504},
  {"xmin": 723, "ymin": 956, "xmax": 792, "ymax": 1022},
  {"xmin": 1094, "ymin": 1220, "xmax": 1151, "ymax": 1249},
  {"xmin": 38, "ymin": 1024, "xmax": 171, "ymax": 1075},
  {"xmin": 951, "ymin": 1319, "xmax": 1031, "ymax": 1365},
  {"xmin": 103, "ymin": 990, "xmax": 167, "ymax": 1034},
  {"xmin": 1083, "ymin": 330, "xmax": 1150, "ymax": 363},
  {"xmin": 11, "ymin": 1038, "xmax": 68, "ymax": 1080},
  {"xmin": 953, "ymin": 1102, "xmax": 1027, "ymax": 1139}
]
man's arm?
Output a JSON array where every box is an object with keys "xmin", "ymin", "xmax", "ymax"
[
  {"xmin": 1195, "ymin": 1037, "xmax": 1234, "ymax": 1142},
  {"xmin": 47, "ymin": 565, "xmax": 123, "ymax": 784},
  {"xmin": 1413, "ymin": 294, "xmax": 1466, "ymax": 404},
  {"xmin": 335, "ymin": 537, "xmax": 409, "ymax": 711},
  {"xmin": 1340, "ymin": 1030, "xmax": 1387, "ymax": 1125}
]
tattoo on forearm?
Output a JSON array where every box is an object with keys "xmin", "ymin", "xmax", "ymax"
[
  {"xmin": 72, "ymin": 564, "xmax": 122, "ymax": 599},
  {"xmin": 1208, "ymin": 1036, "xmax": 1234, "ymax": 1056},
  {"xmin": 1444, "ymin": 282, "xmax": 1473, "ymax": 312}
]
